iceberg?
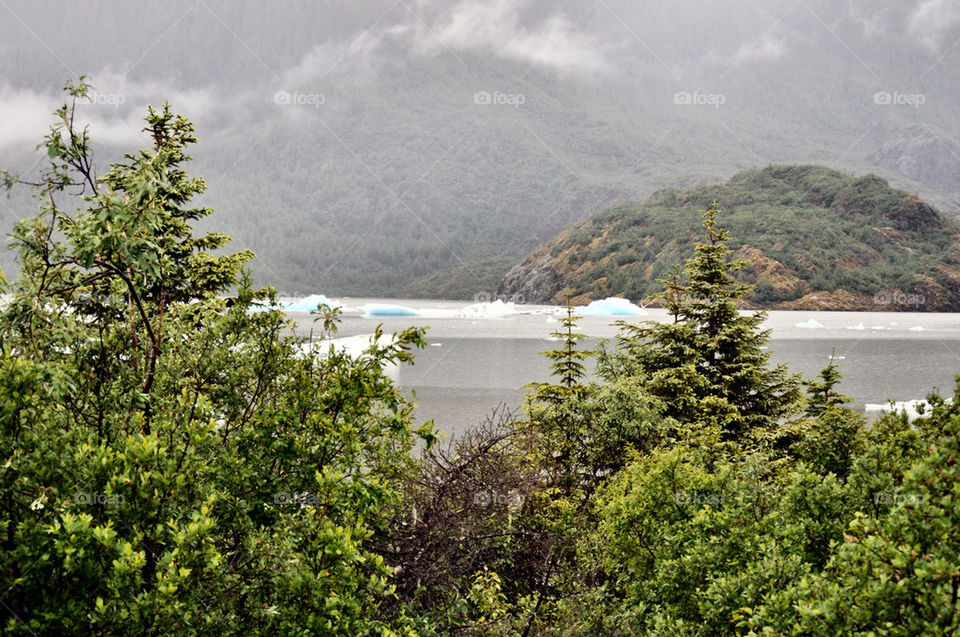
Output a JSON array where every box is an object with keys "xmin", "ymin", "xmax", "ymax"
[
  {"xmin": 845, "ymin": 322, "xmax": 865, "ymax": 331},
  {"xmin": 283, "ymin": 294, "xmax": 340, "ymax": 313},
  {"xmin": 795, "ymin": 319, "xmax": 824, "ymax": 329},
  {"xmin": 579, "ymin": 297, "xmax": 647, "ymax": 317},
  {"xmin": 864, "ymin": 398, "xmax": 951, "ymax": 422},
  {"xmin": 909, "ymin": 325, "xmax": 925, "ymax": 332},
  {"xmin": 458, "ymin": 299, "xmax": 517, "ymax": 319},
  {"xmin": 362, "ymin": 303, "xmax": 420, "ymax": 317},
  {"xmin": 299, "ymin": 333, "xmax": 401, "ymax": 381}
]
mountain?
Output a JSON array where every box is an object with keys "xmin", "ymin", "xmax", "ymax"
[
  {"xmin": 1, "ymin": 1, "xmax": 959, "ymax": 297},
  {"xmin": 497, "ymin": 165, "xmax": 960, "ymax": 311}
]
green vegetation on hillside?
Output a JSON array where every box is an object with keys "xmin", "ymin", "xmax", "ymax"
[{"xmin": 500, "ymin": 165, "xmax": 960, "ymax": 310}]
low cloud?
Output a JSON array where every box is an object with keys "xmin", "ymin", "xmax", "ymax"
[
  {"xmin": 0, "ymin": 73, "xmax": 225, "ymax": 151},
  {"xmin": 401, "ymin": 0, "xmax": 612, "ymax": 74},
  {"xmin": 909, "ymin": 0, "xmax": 960, "ymax": 51},
  {"xmin": 280, "ymin": 0, "xmax": 614, "ymax": 87}
]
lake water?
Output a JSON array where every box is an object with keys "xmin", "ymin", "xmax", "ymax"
[{"xmin": 287, "ymin": 298, "xmax": 960, "ymax": 436}]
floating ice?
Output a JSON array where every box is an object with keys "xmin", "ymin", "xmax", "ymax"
[
  {"xmin": 846, "ymin": 322, "xmax": 866, "ymax": 331},
  {"xmin": 458, "ymin": 299, "xmax": 517, "ymax": 319},
  {"xmin": 864, "ymin": 398, "xmax": 951, "ymax": 422},
  {"xmin": 795, "ymin": 319, "xmax": 824, "ymax": 329},
  {"xmin": 909, "ymin": 325, "xmax": 926, "ymax": 332},
  {"xmin": 299, "ymin": 333, "xmax": 400, "ymax": 381},
  {"xmin": 870, "ymin": 325, "xmax": 885, "ymax": 330},
  {"xmin": 283, "ymin": 294, "xmax": 341, "ymax": 313},
  {"xmin": 579, "ymin": 297, "xmax": 647, "ymax": 317},
  {"xmin": 362, "ymin": 303, "xmax": 420, "ymax": 317}
]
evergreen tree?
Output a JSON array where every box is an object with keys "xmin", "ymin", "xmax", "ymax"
[
  {"xmin": 531, "ymin": 297, "xmax": 592, "ymax": 404},
  {"xmin": 600, "ymin": 201, "xmax": 801, "ymax": 441},
  {"xmin": 804, "ymin": 350, "xmax": 851, "ymax": 416}
]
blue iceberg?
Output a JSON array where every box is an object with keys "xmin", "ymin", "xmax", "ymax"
[
  {"xmin": 578, "ymin": 297, "xmax": 647, "ymax": 317},
  {"xmin": 362, "ymin": 303, "xmax": 420, "ymax": 317},
  {"xmin": 283, "ymin": 294, "xmax": 340, "ymax": 313}
]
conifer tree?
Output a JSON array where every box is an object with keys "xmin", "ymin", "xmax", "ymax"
[
  {"xmin": 533, "ymin": 297, "xmax": 591, "ymax": 404},
  {"xmin": 804, "ymin": 350, "xmax": 851, "ymax": 416},
  {"xmin": 601, "ymin": 202, "xmax": 801, "ymax": 441}
]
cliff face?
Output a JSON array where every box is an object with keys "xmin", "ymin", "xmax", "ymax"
[
  {"xmin": 874, "ymin": 125, "xmax": 960, "ymax": 212},
  {"xmin": 497, "ymin": 165, "xmax": 960, "ymax": 311}
]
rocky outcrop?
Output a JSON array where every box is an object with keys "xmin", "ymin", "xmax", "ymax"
[{"xmin": 496, "ymin": 249, "xmax": 566, "ymax": 305}]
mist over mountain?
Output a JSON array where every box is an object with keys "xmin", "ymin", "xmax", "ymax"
[{"xmin": 1, "ymin": 0, "xmax": 958, "ymax": 297}]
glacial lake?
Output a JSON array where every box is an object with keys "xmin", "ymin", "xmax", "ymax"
[{"xmin": 287, "ymin": 298, "xmax": 960, "ymax": 437}]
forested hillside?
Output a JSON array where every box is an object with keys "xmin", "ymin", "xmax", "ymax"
[
  {"xmin": 1, "ymin": 0, "xmax": 959, "ymax": 297},
  {"xmin": 498, "ymin": 165, "xmax": 960, "ymax": 310}
]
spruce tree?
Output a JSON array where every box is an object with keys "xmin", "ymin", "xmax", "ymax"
[
  {"xmin": 601, "ymin": 202, "xmax": 801, "ymax": 441},
  {"xmin": 804, "ymin": 350, "xmax": 851, "ymax": 416}
]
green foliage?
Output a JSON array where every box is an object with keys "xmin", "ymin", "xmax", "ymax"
[
  {"xmin": 804, "ymin": 352, "xmax": 852, "ymax": 417},
  {"xmin": 599, "ymin": 202, "xmax": 802, "ymax": 441},
  {"xmin": 748, "ymin": 388, "xmax": 960, "ymax": 635},
  {"xmin": 535, "ymin": 165, "xmax": 960, "ymax": 309},
  {"xmin": 6, "ymin": 80, "xmax": 960, "ymax": 636},
  {"xmin": 1, "ymin": 81, "xmax": 432, "ymax": 635}
]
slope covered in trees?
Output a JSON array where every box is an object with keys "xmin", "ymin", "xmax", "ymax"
[
  {"xmin": 499, "ymin": 165, "xmax": 960, "ymax": 310},
  {"xmin": 2, "ymin": 1, "xmax": 960, "ymax": 297}
]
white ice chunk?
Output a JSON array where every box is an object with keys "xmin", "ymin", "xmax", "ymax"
[
  {"xmin": 846, "ymin": 322, "xmax": 865, "ymax": 330},
  {"xmin": 864, "ymin": 398, "xmax": 951, "ymax": 422},
  {"xmin": 795, "ymin": 319, "xmax": 825, "ymax": 329},
  {"xmin": 300, "ymin": 333, "xmax": 400, "ymax": 381},
  {"xmin": 909, "ymin": 325, "xmax": 925, "ymax": 332},
  {"xmin": 457, "ymin": 299, "xmax": 517, "ymax": 318},
  {"xmin": 579, "ymin": 297, "xmax": 647, "ymax": 316},
  {"xmin": 283, "ymin": 294, "xmax": 341, "ymax": 313},
  {"xmin": 362, "ymin": 303, "xmax": 420, "ymax": 317}
]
